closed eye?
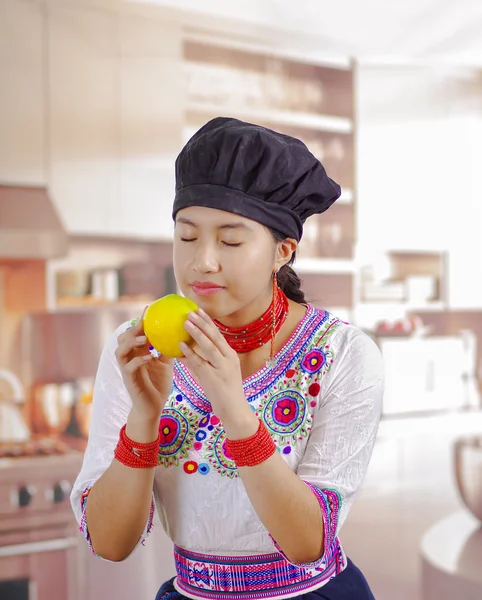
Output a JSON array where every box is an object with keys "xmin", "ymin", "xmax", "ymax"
[{"xmin": 180, "ymin": 238, "xmax": 241, "ymax": 248}]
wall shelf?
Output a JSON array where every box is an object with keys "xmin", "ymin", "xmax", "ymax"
[
  {"xmin": 294, "ymin": 258, "xmax": 357, "ymax": 274},
  {"xmin": 186, "ymin": 101, "xmax": 353, "ymax": 134},
  {"xmin": 182, "ymin": 36, "xmax": 356, "ymax": 309}
]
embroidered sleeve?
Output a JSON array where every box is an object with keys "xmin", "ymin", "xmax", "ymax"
[
  {"xmin": 303, "ymin": 483, "xmax": 341, "ymax": 553},
  {"xmin": 294, "ymin": 328, "xmax": 384, "ymax": 560},
  {"xmin": 79, "ymin": 486, "xmax": 155, "ymax": 558},
  {"xmin": 268, "ymin": 483, "xmax": 342, "ymax": 568},
  {"xmin": 70, "ymin": 321, "xmax": 156, "ymax": 559}
]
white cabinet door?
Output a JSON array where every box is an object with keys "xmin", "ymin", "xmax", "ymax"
[
  {"xmin": 445, "ymin": 119, "xmax": 482, "ymax": 308},
  {"xmin": 0, "ymin": 0, "xmax": 45, "ymax": 184},
  {"xmin": 380, "ymin": 338, "xmax": 430, "ymax": 414},
  {"xmin": 379, "ymin": 337, "xmax": 468, "ymax": 415},
  {"xmin": 115, "ymin": 15, "xmax": 183, "ymax": 240},
  {"xmin": 48, "ymin": 4, "xmax": 117, "ymax": 234}
]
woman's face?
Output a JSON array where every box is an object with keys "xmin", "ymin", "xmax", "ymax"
[{"xmin": 173, "ymin": 206, "xmax": 284, "ymax": 325}]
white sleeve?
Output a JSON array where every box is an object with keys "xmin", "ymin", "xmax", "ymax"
[
  {"xmin": 70, "ymin": 320, "xmax": 155, "ymax": 558},
  {"xmin": 296, "ymin": 328, "xmax": 384, "ymax": 555}
]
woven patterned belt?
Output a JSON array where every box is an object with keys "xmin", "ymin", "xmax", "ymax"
[{"xmin": 173, "ymin": 542, "xmax": 346, "ymax": 600}]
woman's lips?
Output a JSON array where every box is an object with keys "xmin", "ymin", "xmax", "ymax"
[{"xmin": 191, "ymin": 283, "xmax": 225, "ymax": 296}]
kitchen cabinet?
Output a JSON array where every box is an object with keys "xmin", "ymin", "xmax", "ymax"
[
  {"xmin": 48, "ymin": 6, "xmax": 183, "ymax": 238},
  {"xmin": 445, "ymin": 127, "xmax": 482, "ymax": 309},
  {"xmin": 116, "ymin": 15, "xmax": 183, "ymax": 240},
  {"xmin": 48, "ymin": 4, "xmax": 117, "ymax": 235},
  {"xmin": 0, "ymin": 0, "xmax": 45, "ymax": 185},
  {"xmin": 357, "ymin": 124, "xmax": 452, "ymax": 253},
  {"xmin": 47, "ymin": 5, "xmax": 117, "ymax": 235},
  {"xmin": 378, "ymin": 335, "xmax": 474, "ymax": 416},
  {"xmin": 357, "ymin": 69, "xmax": 458, "ymax": 254}
]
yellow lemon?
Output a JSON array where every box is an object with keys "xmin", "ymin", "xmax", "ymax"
[{"xmin": 143, "ymin": 294, "xmax": 198, "ymax": 358}]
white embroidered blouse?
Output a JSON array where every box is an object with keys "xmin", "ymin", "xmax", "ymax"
[{"xmin": 71, "ymin": 306, "xmax": 384, "ymax": 599}]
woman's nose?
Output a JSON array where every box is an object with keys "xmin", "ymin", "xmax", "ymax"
[{"xmin": 193, "ymin": 244, "xmax": 220, "ymax": 273}]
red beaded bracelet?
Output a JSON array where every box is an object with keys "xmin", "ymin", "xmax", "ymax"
[
  {"xmin": 114, "ymin": 424, "xmax": 160, "ymax": 469},
  {"xmin": 225, "ymin": 419, "xmax": 276, "ymax": 467}
]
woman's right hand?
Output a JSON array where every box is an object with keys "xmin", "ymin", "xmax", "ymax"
[{"xmin": 115, "ymin": 312, "xmax": 174, "ymax": 422}]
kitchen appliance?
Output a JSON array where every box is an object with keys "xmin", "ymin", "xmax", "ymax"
[
  {"xmin": 31, "ymin": 383, "xmax": 76, "ymax": 436},
  {"xmin": 0, "ymin": 452, "xmax": 84, "ymax": 600},
  {"xmin": 22, "ymin": 306, "xmax": 143, "ymax": 385},
  {"xmin": 71, "ymin": 378, "xmax": 94, "ymax": 439},
  {"xmin": 22, "ymin": 308, "xmax": 142, "ymax": 441},
  {"xmin": 91, "ymin": 268, "xmax": 120, "ymax": 302},
  {"xmin": 0, "ymin": 185, "xmax": 68, "ymax": 260},
  {"xmin": 0, "ymin": 370, "xmax": 30, "ymax": 444}
]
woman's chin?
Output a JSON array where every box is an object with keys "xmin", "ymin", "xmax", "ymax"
[{"xmin": 187, "ymin": 294, "xmax": 227, "ymax": 320}]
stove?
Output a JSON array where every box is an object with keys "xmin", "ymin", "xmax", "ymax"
[
  {"xmin": 0, "ymin": 445, "xmax": 84, "ymax": 600},
  {"xmin": 0, "ymin": 437, "xmax": 73, "ymax": 459}
]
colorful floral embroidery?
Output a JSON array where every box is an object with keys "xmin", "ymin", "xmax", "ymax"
[
  {"xmin": 264, "ymin": 390, "xmax": 305, "ymax": 435},
  {"xmin": 199, "ymin": 415, "xmax": 210, "ymax": 427},
  {"xmin": 198, "ymin": 463, "xmax": 210, "ymax": 475},
  {"xmin": 303, "ymin": 483, "xmax": 342, "ymax": 558},
  {"xmin": 308, "ymin": 382, "xmax": 321, "ymax": 396},
  {"xmin": 79, "ymin": 487, "xmax": 97, "ymax": 556},
  {"xmin": 205, "ymin": 430, "xmax": 238, "ymax": 479},
  {"xmin": 172, "ymin": 378, "xmax": 213, "ymax": 415},
  {"xmin": 174, "ymin": 306, "xmax": 331, "ymax": 404},
  {"xmin": 301, "ymin": 349, "xmax": 326, "ymax": 374},
  {"xmin": 158, "ymin": 405, "xmax": 198, "ymax": 467},
  {"xmin": 160, "ymin": 307, "xmax": 342, "ymax": 476},
  {"xmin": 183, "ymin": 461, "xmax": 198, "ymax": 474},
  {"xmin": 273, "ymin": 396, "xmax": 299, "ymax": 425},
  {"xmin": 260, "ymin": 389, "xmax": 313, "ymax": 445}
]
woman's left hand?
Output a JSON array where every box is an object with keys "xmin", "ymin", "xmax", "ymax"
[{"xmin": 180, "ymin": 309, "xmax": 255, "ymax": 432}]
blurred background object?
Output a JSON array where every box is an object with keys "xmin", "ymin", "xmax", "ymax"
[{"xmin": 454, "ymin": 436, "xmax": 482, "ymax": 523}]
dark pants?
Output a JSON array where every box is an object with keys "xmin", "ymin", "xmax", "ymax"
[{"xmin": 155, "ymin": 559, "xmax": 376, "ymax": 600}]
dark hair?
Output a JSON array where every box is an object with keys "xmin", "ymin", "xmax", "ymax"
[{"xmin": 268, "ymin": 228, "xmax": 306, "ymax": 304}]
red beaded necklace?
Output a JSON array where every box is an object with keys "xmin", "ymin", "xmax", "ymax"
[{"xmin": 214, "ymin": 280, "xmax": 290, "ymax": 358}]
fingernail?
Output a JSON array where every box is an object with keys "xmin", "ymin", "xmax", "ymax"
[
  {"xmin": 136, "ymin": 336, "xmax": 147, "ymax": 344},
  {"xmin": 188, "ymin": 311, "xmax": 199, "ymax": 320},
  {"xmin": 198, "ymin": 308, "xmax": 208, "ymax": 317},
  {"xmin": 143, "ymin": 354, "xmax": 152, "ymax": 361}
]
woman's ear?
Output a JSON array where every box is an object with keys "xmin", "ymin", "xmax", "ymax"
[{"xmin": 275, "ymin": 238, "xmax": 297, "ymax": 271}]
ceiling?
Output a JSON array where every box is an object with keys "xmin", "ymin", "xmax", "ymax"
[{"xmin": 128, "ymin": 0, "xmax": 482, "ymax": 66}]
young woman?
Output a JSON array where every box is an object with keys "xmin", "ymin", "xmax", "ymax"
[{"xmin": 71, "ymin": 117, "xmax": 384, "ymax": 600}]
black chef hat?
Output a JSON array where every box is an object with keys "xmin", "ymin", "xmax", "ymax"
[{"xmin": 172, "ymin": 117, "xmax": 341, "ymax": 241}]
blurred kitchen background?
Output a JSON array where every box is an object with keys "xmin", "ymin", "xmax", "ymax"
[{"xmin": 1, "ymin": 1, "xmax": 482, "ymax": 599}]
